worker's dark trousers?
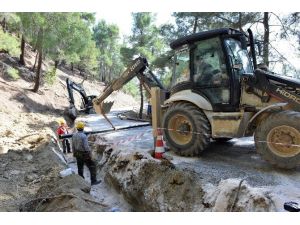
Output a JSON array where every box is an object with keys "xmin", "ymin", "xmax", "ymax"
[
  {"xmin": 62, "ymin": 139, "xmax": 71, "ymax": 154},
  {"xmin": 75, "ymin": 151, "xmax": 97, "ymax": 183}
]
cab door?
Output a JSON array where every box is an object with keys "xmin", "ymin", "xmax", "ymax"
[
  {"xmin": 191, "ymin": 37, "xmax": 232, "ymax": 112},
  {"xmin": 223, "ymin": 37, "xmax": 254, "ymax": 109}
]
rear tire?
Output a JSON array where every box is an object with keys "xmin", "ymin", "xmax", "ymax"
[
  {"xmin": 254, "ymin": 111, "xmax": 300, "ymax": 169},
  {"xmin": 162, "ymin": 102, "xmax": 211, "ymax": 156}
]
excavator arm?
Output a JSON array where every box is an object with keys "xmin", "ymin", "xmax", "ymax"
[
  {"xmin": 66, "ymin": 78, "xmax": 89, "ymax": 107},
  {"xmin": 245, "ymin": 69, "xmax": 300, "ymax": 111},
  {"xmin": 66, "ymin": 78, "xmax": 97, "ymax": 119},
  {"xmin": 93, "ymin": 56, "xmax": 164, "ymax": 115}
]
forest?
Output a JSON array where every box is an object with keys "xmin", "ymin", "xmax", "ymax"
[{"xmin": 0, "ymin": 12, "xmax": 299, "ymax": 96}]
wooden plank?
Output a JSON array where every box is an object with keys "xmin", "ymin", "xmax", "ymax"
[{"xmin": 151, "ymin": 87, "xmax": 162, "ymax": 138}]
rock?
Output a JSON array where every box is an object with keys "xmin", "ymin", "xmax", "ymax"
[
  {"xmin": 10, "ymin": 170, "xmax": 21, "ymax": 175},
  {"xmin": 4, "ymin": 130, "xmax": 13, "ymax": 137},
  {"xmin": 59, "ymin": 168, "xmax": 74, "ymax": 177},
  {"xmin": 110, "ymin": 207, "xmax": 121, "ymax": 212},
  {"xmin": 206, "ymin": 179, "xmax": 275, "ymax": 212},
  {"xmin": 24, "ymin": 153, "xmax": 33, "ymax": 161},
  {"xmin": 0, "ymin": 146, "xmax": 4, "ymax": 154},
  {"xmin": 17, "ymin": 95, "xmax": 25, "ymax": 101},
  {"xmin": 162, "ymin": 153, "xmax": 173, "ymax": 161},
  {"xmin": 24, "ymin": 173, "xmax": 39, "ymax": 182}
]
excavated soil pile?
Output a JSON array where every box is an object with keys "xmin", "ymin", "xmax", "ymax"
[
  {"xmin": 20, "ymin": 174, "xmax": 107, "ymax": 212},
  {"xmin": 99, "ymin": 148, "xmax": 276, "ymax": 212},
  {"xmin": 0, "ymin": 135, "xmax": 65, "ymax": 211},
  {"xmin": 0, "ymin": 135, "xmax": 106, "ymax": 212}
]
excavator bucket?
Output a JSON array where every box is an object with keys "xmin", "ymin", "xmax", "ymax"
[
  {"xmin": 102, "ymin": 101, "xmax": 114, "ymax": 114},
  {"xmin": 93, "ymin": 101, "xmax": 114, "ymax": 115}
]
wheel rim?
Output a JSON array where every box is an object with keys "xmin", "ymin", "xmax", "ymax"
[
  {"xmin": 168, "ymin": 113, "xmax": 193, "ymax": 145},
  {"xmin": 266, "ymin": 125, "xmax": 300, "ymax": 157}
]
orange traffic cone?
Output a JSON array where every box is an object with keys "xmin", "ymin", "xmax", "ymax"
[{"xmin": 154, "ymin": 128, "xmax": 165, "ymax": 159}]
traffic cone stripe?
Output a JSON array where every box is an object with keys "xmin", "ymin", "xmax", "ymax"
[
  {"xmin": 155, "ymin": 129, "xmax": 165, "ymax": 159},
  {"xmin": 154, "ymin": 152, "xmax": 164, "ymax": 158}
]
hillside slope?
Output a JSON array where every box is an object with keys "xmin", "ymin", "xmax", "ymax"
[
  {"xmin": 0, "ymin": 47, "xmax": 138, "ymax": 211},
  {"xmin": 0, "ymin": 49, "xmax": 138, "ymax": 154}
]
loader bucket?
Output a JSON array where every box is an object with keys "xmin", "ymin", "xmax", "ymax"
[{"xmin": 93, "ymin": 101, "xmax": 114, "ymax": 115}]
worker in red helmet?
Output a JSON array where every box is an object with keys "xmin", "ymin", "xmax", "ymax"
[{"xmin": 56, "ymin": 119, "xmax": 71, "ymax": 154}]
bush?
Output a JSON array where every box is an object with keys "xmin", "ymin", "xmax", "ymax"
[
  {"xmin": 0, "ymin": 30, "xmax": 20, "ymax": 57},
  {"xmin": 45, "ymin": 67, "xmax": 57, "ymax": 85},
  {"xmin": 6, "ymin": 67, "xmax": 19, "ymax": 80}
]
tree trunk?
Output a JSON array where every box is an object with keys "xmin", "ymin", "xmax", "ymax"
[
  {"xmin": 71, "ymin": 63, "xmax": 74, "ymax": 72},
  {"xmin": 103, "ymin": 66, "xmax": 107, "ymax": 82},
  {"xmin": 32, "ymin": 29, "xmax": 43, "ymax": 93},
  {"xmin": 32, "ymin": 52, "xmax": 38, "ymax": 71},
  {"xmin": 33, "ymin": 49, "xmax": 43, "ymax": 93},
  {"xmin": 263, "ymin": 12, "xmax": 270, "ymax": 67},
  {"xmin": 1, "ymin": 18, "xmax": 4, "ymax": 31},
  {"xmin": 238, "ymin": 12, "xmax": 243, "ymax": 31},
  {"xmin": 139, "ymin": 82, "xmax": 144, "ymax": 119},
  {"xmin": 1, "ymin": 18, "xmax": 7, "ymax": 32},
  {"xmin": 33, "ymin": 38, "xmax": 38, "ymax": 52},
  {"xmin": 54, "ymin": 60, "xmax": 59, "ymax": 69},
  {"xmin": 99, "ymin": 62, "xmax": 102, "ymax": 82},
  {"xmin": 193, "ymin": 16, "xmax": 199, "ymax": 33},
  {"xmin": 19, "ymin": 35, "xmax": 26, "ymax": 66}
]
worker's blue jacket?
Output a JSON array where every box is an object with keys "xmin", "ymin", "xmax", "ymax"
[{"xmin": 71, "ymin": 131, "xmax": 90, "ymax": 152}]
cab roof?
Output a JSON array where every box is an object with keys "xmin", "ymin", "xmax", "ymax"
[{"xmin": 170, "ymin": 28, "xmax": 244, "ymax": 50}]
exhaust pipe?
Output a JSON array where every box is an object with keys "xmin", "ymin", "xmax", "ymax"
[{"xmin": 247, "ymin": 29, "xmax": 257, "ymax": 70}]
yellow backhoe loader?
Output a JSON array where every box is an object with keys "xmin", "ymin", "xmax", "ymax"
[{"xmin": 93, "ymin": 28, "xmax": 300, "ymax": 169}]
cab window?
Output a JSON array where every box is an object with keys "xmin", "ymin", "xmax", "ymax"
[
  {"xmin": 225, "ymin": 38, "xmax": 253, "ymax": 75},
  {"xmin": 193, "ymin": 37, "xmax": 230, "ymax": 104},
  {"xmin": 171, "ymin": 46, "xmax": 190, "ymax": 87}
]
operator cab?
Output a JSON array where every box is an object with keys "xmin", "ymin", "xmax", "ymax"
[{"xmin": 170, "ymin": 28, "xmax": 253, "ymax": 112}]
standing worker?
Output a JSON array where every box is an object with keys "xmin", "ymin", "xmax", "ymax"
[
  {"xmin": 72, "ymin": 121, "xmax": 101, "ymax": 185},
  {"xmin": 57, "ymin": 118, "xmax": 71, "ymax": 154}
]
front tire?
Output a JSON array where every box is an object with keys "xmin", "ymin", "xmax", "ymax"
[
  {"xmin": 254, "ymin": 111, "xmax": 300, "ymax": 169},
  {"xmin": 162, "ymin": 102, "xmax": 211, "ymax": 156}
]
